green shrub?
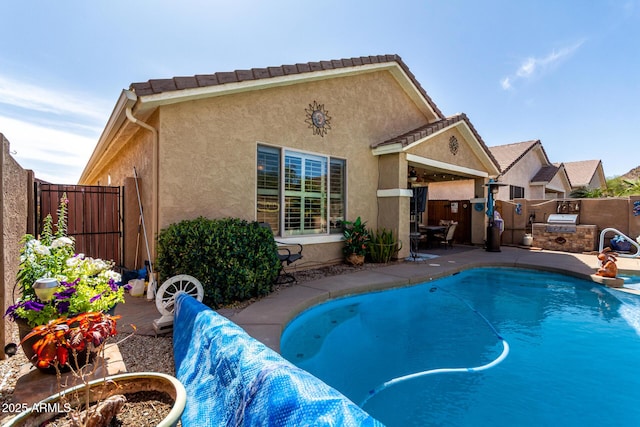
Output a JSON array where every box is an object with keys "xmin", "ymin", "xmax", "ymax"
[
  {"xmin": 156, "ymin": 217, "xmax": 280, "ymax": 307},
  {"xmin": 368, "ymin": 228, "xmax": 402, "ymax": 263}
]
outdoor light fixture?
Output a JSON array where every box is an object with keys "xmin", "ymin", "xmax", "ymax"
[
  {"xmin": 33, "ymin": 278, "xmax": 59, "ymax": 302},
  {"xmin": 408, "ymin": 166, "xmax": 418, "ymax": 182}
]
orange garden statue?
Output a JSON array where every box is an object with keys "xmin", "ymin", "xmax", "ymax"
[{"xmin": 595, "ymin": 247, "xmax": 618, "ymax": 278}]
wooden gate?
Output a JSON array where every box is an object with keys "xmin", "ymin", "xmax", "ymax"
[
  {"xmin": 426, "ymin": 199, "xmax": 472, "ymax": 244},
  {"xmin": 37, "ymin": 184, "xmax": 122, "ymax": 266}
]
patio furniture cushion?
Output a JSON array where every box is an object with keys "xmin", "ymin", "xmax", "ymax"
[{"xmin": 173, "ymin": 293, "xmax": 382, "ymax": 426}]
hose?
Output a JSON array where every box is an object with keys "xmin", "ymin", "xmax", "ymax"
[{"xmin": 360, "ymin": 287, "xmax": 509, "ymax": 408}]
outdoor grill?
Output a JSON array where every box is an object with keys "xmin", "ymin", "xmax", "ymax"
[
  {"xmin": 545, "ymin": 214, "xmax": 579, "ymax": 233},
  {"xmin": 532, "ymin": 203, "xmax": 597, "ymax": 253}
]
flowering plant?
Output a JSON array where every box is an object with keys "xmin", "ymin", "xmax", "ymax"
[
  {"xmin": 5, "ymin": 195, "xmax": 126, "ymax": 328},
  {"xmin": 342, "ymin": 217, "xmax": 370, "ymax": 256}
]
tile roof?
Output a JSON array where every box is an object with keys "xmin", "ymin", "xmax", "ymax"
[
  {"xmin": 489, "ymin": 140, "xmax": 547, "ymax": 175},
  {"xmin": 371, "ymin": 113, "xmax": 500, "ymax": 172},
  {"xmin": 371, "ymin": 114, "xmax": 465, "ymax": 148},
  {"xmin": 129, "ymin": 54, "xmax": 444, "ymax": 119},
  {"xmin": 531, "ymin": 165, "xmax": 560, "ymax": 183},
  {"xmin": 560, "ymin": 160, "xmax": 602, "ymax": 188}
]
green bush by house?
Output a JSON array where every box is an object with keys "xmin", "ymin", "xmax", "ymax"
[{"xmin": 156, "ymin": 217, "xmax": 280, "ymax": 307}]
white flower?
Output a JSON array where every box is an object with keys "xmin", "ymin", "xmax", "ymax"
[
  {"xmin": 104, "ymin": 270, "xmax": 122, "ymax": 283},
  {"xmin": 66, "ymin": 254, "xmax": 83, "ymax": 268},
  {"xmin": 33, "ymin": 242, "xmax": 50, "ymax": 256},
  {"xmin": 51, "ymin": 237, "xmax": 73, "ymax": 248}
]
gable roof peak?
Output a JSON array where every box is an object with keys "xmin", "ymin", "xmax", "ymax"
[{"xmin": 489, "ymin": 139, "xmax": 549, "ymax": 175}]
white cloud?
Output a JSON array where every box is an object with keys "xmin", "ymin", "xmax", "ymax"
[
  {"xmin": 0, "ymin": 74, "xmax": 109, "ymax": 122},
  {"xmin": 501, "ymin": 40, "xmax": 585, "ymax": 90},
  {"xmin": 0, "ymin": 115, "xmax": 97, "ymax": 184},
  {"xmin": 0, "ymin": 72, "xmax": 110, "ymax": 183}
]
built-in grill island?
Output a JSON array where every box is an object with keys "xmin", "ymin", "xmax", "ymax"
[{"xmin": 531, "ymin": 201, "xmax": 598, "ymax": 253}]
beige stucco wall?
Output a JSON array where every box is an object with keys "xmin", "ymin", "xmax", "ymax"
[
  {"xmin": 496, "ymin": 147, "xmax": 547, "ymax": 200},
  {"xmin": 1, "ymin": 135, "xmax": 32, "ymax": 359},
  {"xmin": 588, "ymin": 167, "xmax": 606, "ymax": 190},
  {"xmin": 152, "ymin": 70, "xmax": 429, "ymax": 266},
  {"xmin": 80, "ymin": 115, "xmax": 157, "ymax": 269},
  {"xmin": 428, "ymin": 180, "xmax": 475, "ymax": 200},
  {"xmin": 82, "ymin": 68, "xmax": 503, "ymax": 268},
  {"xmin": 546, "ymin": 172, "xmax": 568, "ymax": 197},
  {"xmin": 497, "ymin": 197, "xmax": 640, "ymax": 247},
  {"xmin": 406, "ymin": 126, "xmax": 488, "ymax": 172}
]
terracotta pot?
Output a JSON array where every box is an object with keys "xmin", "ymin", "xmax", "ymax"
[
  {"xmin": 346, "ymin": 253, "xmax": 365, "ymax": 266},
  {"xmin": 4, "ymin": 372, "xmax": 186, "ymax": 427}
]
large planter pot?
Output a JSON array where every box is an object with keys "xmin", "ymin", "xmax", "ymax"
[
  {"xmin": 346, "ymin": 253, "xmax": 365, "ymax": 266},
  {"xmin": 5, "ymin": 372, "xmax": 186, "ymax": 427}
]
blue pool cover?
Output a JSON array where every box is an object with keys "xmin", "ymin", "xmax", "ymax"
[{"xmin": 173, "ymin": 293, "xmax": 383, "ymax": 426}]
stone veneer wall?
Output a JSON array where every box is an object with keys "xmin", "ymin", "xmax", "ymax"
[{"xmin": 532, "ymin": 224, "xmax": 598, "ymax": 253}]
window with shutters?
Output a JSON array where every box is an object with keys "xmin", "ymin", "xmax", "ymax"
[{"xmin": 257, "ymin": 145, "xmax": 345, "ymax": 236}]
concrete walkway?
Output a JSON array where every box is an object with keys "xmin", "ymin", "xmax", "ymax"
[{"xmin": 230, "ymin": 246, "xmax": 640, "ymax": 352}]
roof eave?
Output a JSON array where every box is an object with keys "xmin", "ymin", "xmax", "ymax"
[
  {"xmin": 79, "ymin": 90, "xmax": 137, "ymax": 184},
  {"xmin": 371, "ymin": 117, "xmax": 501, "ymax": 177},
  {"xmin": 134, "ymin": 61, "xmax": 443, "ymax": 121}
]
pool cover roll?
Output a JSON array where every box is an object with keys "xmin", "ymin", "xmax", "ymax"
[{"xmin": 173, "ymin": 293, "xmax": 383, "ymax": 426}]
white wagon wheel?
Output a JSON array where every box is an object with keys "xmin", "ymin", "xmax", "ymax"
[{"xmin": 155, "ymin": 274, "xmax": 204, "ymax": 317}]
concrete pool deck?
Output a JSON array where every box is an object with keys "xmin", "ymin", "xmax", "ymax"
[{"xmin": 230, "ymin": 246, "xmax": 640, "ymax": 353}]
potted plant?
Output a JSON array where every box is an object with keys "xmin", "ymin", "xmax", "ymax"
[
  {"xmin": 4, "ymin": 194, "xmax": 128, "ymax": 371},
  {"xmin": 5, "ymin": 312, "xmax": 186, "ymax": 426},
  {"xmin": 342, "ymin": 217, "xmax": 370, "ymax": 266},
  {"xmin": 368, "ymin": 228, "xmax": 402, "ymax": 263}
]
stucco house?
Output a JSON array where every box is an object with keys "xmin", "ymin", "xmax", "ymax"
[
  {"xmin": 79, "ymin": 54, "xmax": 500, "ymax": 269},
  {"xmin": 559, "ymin": 160, "xmax": 607, "ymax": 193},
  {"xmin": 488, "ymin": 140, "xmax": 572, "ymax": 200}
]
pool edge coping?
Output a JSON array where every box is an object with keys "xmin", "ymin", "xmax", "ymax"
[{"xmin": 231, "ymin": 246, "xmax": 640, "ymax": 353}]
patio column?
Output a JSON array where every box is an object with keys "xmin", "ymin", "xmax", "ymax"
[
  {"xmin": 376, "ymin": 153, "xmax": 411, "ymax": 259},
  {"xmin": 469, "ymin": 178, "xmax": 488, "ymax": 245}
]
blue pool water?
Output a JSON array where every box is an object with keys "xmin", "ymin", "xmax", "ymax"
[{"xmin": 280, "ymin": 268, "xmax": 640, "ymax": 426}]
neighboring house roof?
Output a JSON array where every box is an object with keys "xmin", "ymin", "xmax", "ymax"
[
  {"xmin": 559, "ymin": 160, "xmax": 603, "ymax": 188},
  {"xmin": 129, "ymin": 54, "xmax": 445, "ymax": 120},
  {"xmin": 530, "ymin": 164, "xmax": 560, "ymax": 183},
  {"xmin": 489, "ymin": 140, "xmax": 549, "ymax": 175}
]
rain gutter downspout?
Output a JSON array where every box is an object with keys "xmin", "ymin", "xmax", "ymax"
[{"xmin": 123, "ymin": 90, "xmax": 159, "ymax": 269}]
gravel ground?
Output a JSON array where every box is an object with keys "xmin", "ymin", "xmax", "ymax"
[{"xmin": 0, "ymin": 261, "xmax": 398, "ymax": 423}]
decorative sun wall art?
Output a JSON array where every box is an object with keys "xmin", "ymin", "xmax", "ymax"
[{"xmin": 305, "ymin": 101, "xmax": 332, "ymax": 137}]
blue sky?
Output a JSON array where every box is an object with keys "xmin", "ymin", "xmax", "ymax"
[{"xmin": 1, "ymin": 0, "xmax": 638, "ymax": 183}]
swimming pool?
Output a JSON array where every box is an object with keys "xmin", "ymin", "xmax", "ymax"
[{"xmin": 280, "ymin": 267, "xmax": 640, "ymax": 426}]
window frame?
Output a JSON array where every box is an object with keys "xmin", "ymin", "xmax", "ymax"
[
  {"xmin": 257, "ymin": 143, "xmax": 346, "ymax": 241},
  {"xmin": 509, "ymin": 185, "xmax": 525, "ymax": 200}
]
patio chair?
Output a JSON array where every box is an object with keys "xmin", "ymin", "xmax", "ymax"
[
  {"xmin": 434, "ymin": 222, "xmax": 457, "ymax": 249},
  {"xmin": 259, "ymin": 223, "xmax": 303, "ymax": 283}
]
